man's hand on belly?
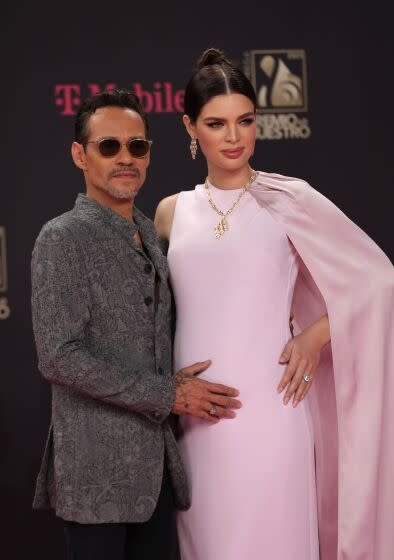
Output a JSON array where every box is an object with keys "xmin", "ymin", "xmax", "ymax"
[{"xmin": 172, "ymin": 361, "xmax": 242, "ymax": 423}]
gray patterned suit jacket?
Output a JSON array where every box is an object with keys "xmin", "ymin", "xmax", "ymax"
[{"xmin": 31, "ymin": 194, "xmax": 189, "ymax": 523}]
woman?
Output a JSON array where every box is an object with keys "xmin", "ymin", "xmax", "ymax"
[{"xmin": 155, "ymin": 49, "xmax": 394, "ymax": 560}]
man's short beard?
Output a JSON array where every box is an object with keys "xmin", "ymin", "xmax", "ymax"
[{"xmin": 98, "ymin": 184, "xmax": 138, "ymax": 201}]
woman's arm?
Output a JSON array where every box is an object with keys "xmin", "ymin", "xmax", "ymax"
[
  {"xmin": 303, "ymin": 314, "xmax": 331, "ymax": 348},
  {"xmin": 154, "ymin": 193, "xmax": 179, "ymax": 241},
  {"xmin": 277, "ymin": 314, "xmax": 331, "ymax": 407}
]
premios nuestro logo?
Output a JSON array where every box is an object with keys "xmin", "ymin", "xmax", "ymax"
[
  {"xmin": 0, "ymin": 226, "xmax": 11, "ymax": 320},
  {"xmin": 243, "ymin": 49, "xmax": 311, "ymax": 140}
]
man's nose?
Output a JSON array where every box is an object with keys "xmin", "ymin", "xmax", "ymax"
[{"xmin": 116, "ymin": 143, "xmax": 135, "ymax": 164}]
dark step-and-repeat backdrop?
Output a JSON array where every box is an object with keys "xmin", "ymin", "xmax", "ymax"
[{"xmin": 1, "ymin": 4, "xmax": 392, "ymax": 559}]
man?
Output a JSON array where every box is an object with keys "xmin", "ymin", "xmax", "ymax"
[{"xmin": 31, "ymin": 89, "xmax": 241, "ymax": 559}]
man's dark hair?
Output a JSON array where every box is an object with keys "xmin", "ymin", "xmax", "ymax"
[{"xmin": 75, "ymin": 88, "xmax": 149, "ymax": 146}]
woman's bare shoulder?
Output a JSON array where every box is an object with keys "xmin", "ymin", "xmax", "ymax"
[{"xmin": 154, "ymin": 193, "xmax": 180, "ymax": 241}]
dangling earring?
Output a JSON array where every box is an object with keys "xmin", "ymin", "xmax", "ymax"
[{"xmin": 190, "ymin": 138, "xmax": 198, "ymax": 160}]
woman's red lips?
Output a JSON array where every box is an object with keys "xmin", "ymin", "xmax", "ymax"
[{"xmin": 221, "ymin": 148, "xmax": 244, "ymax": 159}]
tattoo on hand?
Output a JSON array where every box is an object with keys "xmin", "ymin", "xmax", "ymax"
[
  {"xmin": 179, "ymin": 384, "xmax": 190, "ymax": 410},
  {"xmin": 173, "ymin": 370, "xmax": 192, "ymax": 385},
  {"xmin": 172, "ymin": 370, "xmax": 195, "ymax": 411}
]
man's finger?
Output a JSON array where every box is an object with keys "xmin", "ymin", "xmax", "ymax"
[
  {"xmin": 204, "ymin": 381, "xmax": 239, "ymax": 397},
  {"xmin": 183, "ymin": 360, "xmax": 212, "ymax": 376},
  {"xmin": 205, "ymin": 402, "xmax": 236, "ymax": 419},
  {"xmin": 200, "ymin": 410, "xmax": 220, "ymax": 424},
  {"xmin": 208, "ymin": 393, "xmax": 242, "ymax": 409}
]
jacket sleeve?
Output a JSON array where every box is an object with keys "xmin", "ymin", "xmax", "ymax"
[{"xmin": 31, "ymin": 222, "xmax": 176, "ymax": 424}]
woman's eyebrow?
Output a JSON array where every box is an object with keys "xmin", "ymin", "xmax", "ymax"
[{"xmin": 203, "ymin": 112, "xmax": 255, "ymax": 122}]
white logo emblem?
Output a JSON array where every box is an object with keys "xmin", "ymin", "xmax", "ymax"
[{"xmin": 244, "ymin": 49, "xmax": 311, "ymax": 140}]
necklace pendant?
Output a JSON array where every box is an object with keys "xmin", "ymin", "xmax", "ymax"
[{"xmin": 214, "ymin": 217, "xmax": 229, "ymax": 239}]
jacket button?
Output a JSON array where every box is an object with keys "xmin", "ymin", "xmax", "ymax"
[
  {"xmin": 158, "ymin": 367, "xmax": 163, "ymax": 375},
  {"xmin": 144, "ymin": 263, "xmax": 152, "ymax": 274},
  {"xmin": 144, "ymin": 296, "xmax": 153, "ymax": 306}
]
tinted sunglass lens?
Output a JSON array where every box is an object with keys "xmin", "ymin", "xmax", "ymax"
[
  {"xmin": 128, "ymin": 139, "xmax": 150, "ymax": 157},
  {"xmin": 99, "ymin": 139, "xmax": 121, "ymax": 157}
]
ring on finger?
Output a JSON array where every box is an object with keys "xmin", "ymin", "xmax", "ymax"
[
  {"xmin": 209, "ymin": 406, "xmax": 217, "ymax": 416},
  {"xmin": 303, "ymin": 374, "xmax": 313, "ymax": 383}
]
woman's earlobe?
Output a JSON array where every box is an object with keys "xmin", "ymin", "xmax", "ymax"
[{"xmin": 183, "ymin": 114, "xmax": 195, "ymax": 138}]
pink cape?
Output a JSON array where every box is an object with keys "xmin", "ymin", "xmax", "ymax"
[{"xmin": 249, "ymin": 172, "xmax": 394, "ymax": 560}]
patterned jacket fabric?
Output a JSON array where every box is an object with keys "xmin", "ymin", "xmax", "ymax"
[{"xmin": 31, "ymin": 194, "xmax": 189, "ymax": 523}]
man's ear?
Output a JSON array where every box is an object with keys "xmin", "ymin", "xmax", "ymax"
[
  {"xmin": 182, "ymin": 114, "xmax": 196, "ymax": 140},
  {"xmin": 71, "ymin": 142, "xmax": 87, "ymax": 171}
]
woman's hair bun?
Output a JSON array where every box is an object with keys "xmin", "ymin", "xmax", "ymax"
[{"xmin": 196, "ymin": 48, "xmax": 232, "ymax": 70}]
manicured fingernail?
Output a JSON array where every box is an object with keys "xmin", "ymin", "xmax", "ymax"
[
  {"xmin": 283, "ymin": 397, "xmax": 289, "ymax": 405},
  {"xmin": 277, "ymin": 385, "xmax": 283, "ymax": 393},
  {"xmin": 293, "ymin": 400, "xmax": 298, "ymax": 408}
]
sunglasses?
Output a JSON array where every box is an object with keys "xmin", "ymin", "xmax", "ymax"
[{"xmin": 86, "ymin": 137, "xmax": 153, "ymax": 158}]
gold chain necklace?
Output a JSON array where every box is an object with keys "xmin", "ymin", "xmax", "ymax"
[{"xmin": 204, "ymin": 170, "xmax": 258, "ymax": 239}]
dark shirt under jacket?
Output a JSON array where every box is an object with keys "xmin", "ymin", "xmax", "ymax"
[{"xmin": 31, "ymin": 194, "xmax": 189, "ymax": 524}]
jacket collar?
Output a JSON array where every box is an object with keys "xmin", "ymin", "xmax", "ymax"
[
  {"xmin": 74, "ymin": 194, "xmax": 156, "ymax": 245},
  {"xmin": 73, "ymin": 194, "xmax": 167, "ymax": 279}
]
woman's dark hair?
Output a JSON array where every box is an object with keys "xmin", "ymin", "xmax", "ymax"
[
  {"xmin": 75, "ymin": 88, "xmax": 149, "ymax": 146},
  {"xmin": 184, "ymin": 48, "xmax": 257, "ymax": 123}
]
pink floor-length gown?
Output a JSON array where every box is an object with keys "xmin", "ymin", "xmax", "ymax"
[{"xmin": 167, "ymin": 179, "xmax": 319, "ymax": 560}]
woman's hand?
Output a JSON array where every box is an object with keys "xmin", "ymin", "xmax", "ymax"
[{"xmin": 277, "ymin": 315, "xmax": 330, "ymax": 407}]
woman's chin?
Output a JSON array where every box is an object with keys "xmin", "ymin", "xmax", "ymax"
[{"xmin": 217, "ymin": 156, "xmax": 252, "ymax": 172}]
